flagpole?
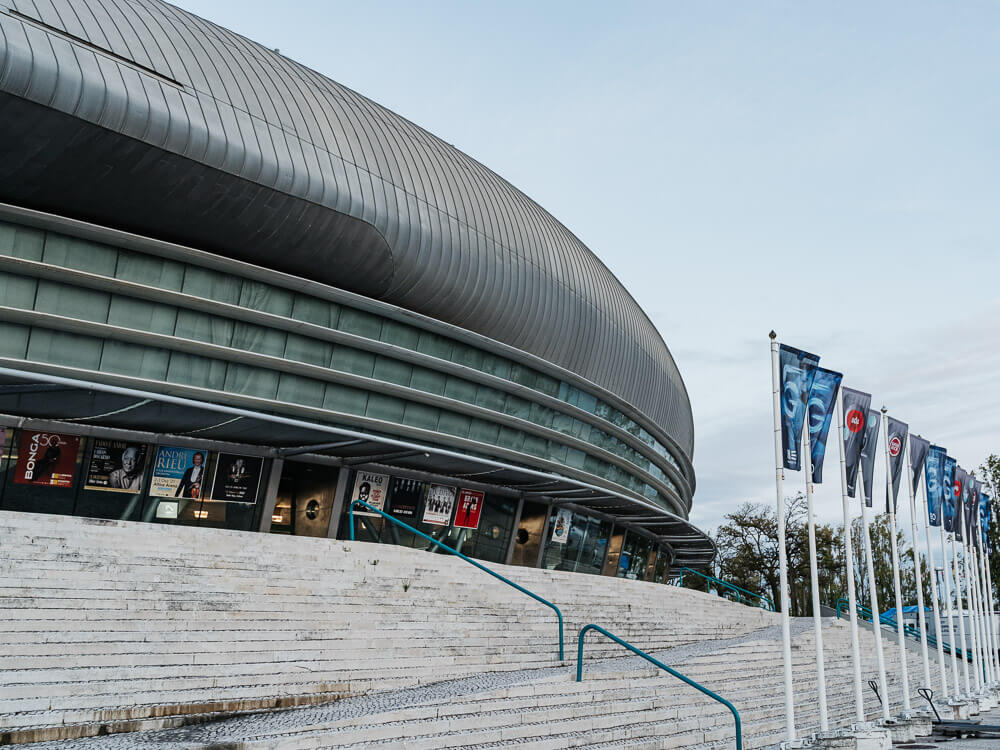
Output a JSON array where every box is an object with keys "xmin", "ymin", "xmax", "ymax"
[
  {"xmin": 920, "ymin": 468, "xmax": 950, "ymax": 699},
  {"xmin": 965, "ymin": 535, "xmax": 982, "ymax": 692},
  {"xmin": 940, "ymin": 518, "xmax": 963, "ymax": 696},
  {"xmin": 983, "ymin": 526, "xmax": 999, "ymax": 685},
  {"xmin": 950, "ymin": 526, "xmax": 972, "ymax": 696},
  {"xmin": 974, "ymin": 541, "xmax": 992, "ymax": 686},
  {"xmin": 769, "ymin": 332, "xmax": 796, "ymax": 740},
  {"xmin": 985, "ymin": 532, "xmax": 1000, "ymax": 684},
  {"xmin": 836, "ymin": 392, "xmax": 865, "ymax": 722},
  {"xmin": 881, "ymin": 407, "xmax": 911, "ymax": 714},
  {"xmin": 802, "ymin": 419, "xmax": 829, "ymax": 731},
  {"xmin": 904, "ymin": 438, "xmax": 932, "ymax": 693},
  {"xmin": 861, "ymin": 486, "xmax": 891, "ymax": 721}
]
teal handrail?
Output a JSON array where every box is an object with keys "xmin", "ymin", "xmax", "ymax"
[
  {"xmin": 577, "ymin": 624, "xmax": 742, "ymax": 750},
  {"xmin": 349, "ymin": 499, "xmax": 564, "ymax": 661},
  {"xmin": 676, "ymin": 567, "xmax": 774, "ymax": 612},
  {"xmin": 835, "ymin": 598, "xmax": 970, "ymax": 662}
]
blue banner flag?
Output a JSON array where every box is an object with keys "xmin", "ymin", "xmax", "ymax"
[
  {"xmin": 859, "ymin": 408, "xmax": 880, "ymax": 508},
  {"xmin": 942, "ymin": 456, "xmax": 957, "ymax": 532},
  {"xmin": 806, "ymin": 367, "xmax": 842, "ymax": 483},
  {"xmin": 909, "ymin": 435, "xmax": 929, "ymax": 497},
  {"xmin": 779, "ymin": 345, "xmax": 819, "ymax": 471},
  {"xmin": 841, "ymin": 388, "xmax": 872, "ymax": 498},
  {"xmin": 982, "ymin": 494, "xmax": 993, "ymax": 556},
  {"xmin": 925, "ymin": 446, "xmax": 946, "ymax": 526},
  {"xmin": 884, "ymin": 417, "xmax": 908, "ymax": 513},
  {"xmin": 968, "ymin": 479, "xmax": 982, "ymax": 546}
]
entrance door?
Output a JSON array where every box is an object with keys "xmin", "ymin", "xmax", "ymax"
[
  {"xmin": 509, "ymin": 500, "xmax": 547, "ymax": 567},
  {"xmin": 268, "ymin": 462, "xmax": 341, "ymax": 537}
]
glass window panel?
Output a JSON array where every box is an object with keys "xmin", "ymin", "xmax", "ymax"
[
  {"xmin": 379, "ymin": 319, "xmax": 419, "ymax": 349},
  {"xmin": 521, "ymin": 434, "xmax": 547, "ymax": 458},
  {"xmin": 365, "ymin": 393, "xmax": 406, "ymax": 422},
  {"xmin": 509, "ymin": 363, "xmax": 537, "ymax": 390},
  {"xmin": 181, "ymin": 266, "xmax": 242, "ymax": 304},
  {"xmin": 542, "ymin": 511, "xmax": 611, "ymax": 575},
  {"xmin": 114, "ymin": 251, "xmax": 184, "ymax": 290},
  {"xmin": 437, "ymin": 411, "xmax": 471, "ymax": 438},
  {"xmin": 165, "ymin": 352, "xmax": 227, "ymax": 390},
  {"xmin": 0, "ymin": 271, "xmax": 37, "ymax": 309},
  {"xmin": 474, "ymin": 386, "xmax": 505, "ymax": 413},
  {"xmin": 230, "ymin": 322, "xmax": 285, "ymax": 357},
  {"xmin": 449, "ymin": 342, "xmax": 483, "ymax": 371},
  {"xmin": 576, "ymin": 390, "xmax": 598, "ymax": 414},
  {"xmin": 284, "ymin": 333, "xmax": 332, "ymax": 367},
  {"xmin": 0, "ymin": 323, "xmax": 29, "ymax": 358},
  {"xmin": 291, "ymin": 294, "xmax": 338, "ymax": 328},
  {"xmin": 224, "ymin": 364, "xmax": 279, "ymax": 399},
  {"xmin": 0, "ymin": 429, "xmax": 84, "ymax": 516},
  {"xmin": 497, "ymin": 427, "xmax": 525, "ymax": 452},
  {"xmin": 338, "ymin": 307, "xmax": 382, "ymax": 339},
  {"xmin": 480, "ymin": 353, "xmax": 511, "ymax": 380},
  {"xmin": 456, "ymin": 494, "xmax": 516, "ymax": 565},
  {"xmin": 276, "ymin": 374, "xmax": 325, "ymax": 407},
  {"xmin": 0, "ymin": 223, "xmax": 44, "ymax": 260},
  {"xmin": 27, "ymin": 329, "xmax": 101, "ymax": 370},
  {"xmin": 238, "ymin": 280, "xmax": 293, "ymax": 317},
  {"xmin": 100, "ymin": 340, "xmax": 170, "ymax": 380},
  {"xmin": 443, "ymin": 376, "xmax": 477, "ymax": 404},
  {"xmin": 43, "ymin": 234, "xmax": 117, "ymax": 275},
  {"xmin": 529, "ymin": 403, "xmax": 554, "ymax": 429},
  {"xmin": 468, "ymin": 419, "xmax": 500, "ymax": 445},
  {"xmin": 535, "ymin": 373, "xmax": 560, "ymax": 398},
  {"xmin": 503, "ymin": 395, "xmax": 531, "ymax": 420},
  {"xmin": 409, "ymin": 368, "xmax": 445, "ymax": 395},
  {"xmin": 331, "ymin": 345, "xmax": 374, "ymax": 377},
  {"xmin": 402, "ymin": 402, "xmax": 439, "ymax": 431},
  {"xmin": 372, "ymin": 356, "xmax": 412, "ymax": 387},
  {"xmin": 73, "ymin": 439, "xmax": 152, "ymax": 522},
  {"xmin": 565, "ymin": 448, "xmax": 587, "ymax": 470},
  {"xmin": 416, "ymin": 331, "xmax": 452, "ymax": 360},
  {"xmin": 545, "ymin": 441, "xmax": 568, "ymax": 464},
  {"xmin": 323, "ymin": 384, "xmax": 368, "ymax": 415},
  {"xmin": 107, "ymin": 296, "xmax": 177, "ymax": 335},
  {"xmin": 34, "ymin": 281, "xmax": 109, "ymax": 323},
  {"xmin": 174, "ymin": 310, "xmax": 234, "ymax": 347}
]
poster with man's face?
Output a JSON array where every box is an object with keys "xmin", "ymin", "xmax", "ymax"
[
  {"xmin": 208, "ymin": 453, "xmax": 263, "ymax": 503},
  {"xmin": 85, "ymin": 439, "xmax": 148, "ymax": 493},
  {"xmin": 14, "ymin": 432, "xmax": 80, "ymax": 487},
  {"xmin": 351, "ymin": 471, "xmax": 389, "ymax": 516},
  {"xmin": 150, "ymin": 446, "xmax": 209, "ymax": 498},
  {"xmin": 422, "ymin": 484, "xmax": 456, "ymax": 526}
]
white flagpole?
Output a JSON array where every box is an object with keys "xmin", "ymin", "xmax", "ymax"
[
  {"xmin": 920, "ymin": 468, "xmax": 950, "ymax": 699},
  {"xmin": 940, "ymin": 518, "xmax": 963, "ymax": 696},
  {"xmin": 836, "ymin": 392, "xmax": 865, "ymax": 722},
  {"xmin": 881, "ymin": 407, "xmax": 910, "ymax": 714},
  {"xmin": 950, "ymin": 526, "xmax": 972, "ymax": 695},
  {"xmin": 965, "ymin": 535, "xmax": 982, "ymax": 692},
  {"xmin": 985, "ymin": 536, "xmax": 1000, "ymax": 683},
  {"xmin": 861, "ymin": 486, "xmax": 891, "ymax": 721},
  {"xmin": 802, "ymin": 420, "xmax": 829, "ymax": 731},
  {"xmin": 904, "ymin": 438, "xmax": 932, "ymax": 692},
  {"xmin": 769, "ymin": 333, "xmax": 796, "ymax": 740},
  {"xmin": 973, "ymin": 541, "xmax": 991, "ymax": 687},
  {"xmin": 981, "ymin": 529, "xmax": 999, "ymax": 685}
]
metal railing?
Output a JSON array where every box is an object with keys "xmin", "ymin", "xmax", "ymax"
[
  {"xmin": 349, "ymin": 499, "xmax": 564, "ymax": 660},
  {"xmin": 576, "ymin": 624, "xmax": 742, "ymax": 750},
  {"xmin": 835, "ymin": 598, "xmax": 970, "ymax": 662},
  {"xmin": 675, "ymin": 567, "xmax": 774, "ymax": 611}
]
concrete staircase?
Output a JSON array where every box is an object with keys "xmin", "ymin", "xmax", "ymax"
[{"xmin": 0, "ymin": 511, "xmax": 942, "ymax": 748}]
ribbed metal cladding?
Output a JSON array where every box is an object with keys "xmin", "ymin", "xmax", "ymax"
[{"xmin": 0, "ymin": 0, "xmax": 695, "ymax": 460}]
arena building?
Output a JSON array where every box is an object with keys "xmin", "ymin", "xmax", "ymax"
[{"xmin": 0, "ymin": 0, "xmax": 713, "ymax": 577}]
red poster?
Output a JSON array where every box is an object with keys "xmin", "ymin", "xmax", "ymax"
[
  {"xmin": 453, "ymin": 489, "xmax": 485, "ymax": 530},
  {"xmin": 14, "ymin": 432, "xmax": 81, "ymax": 488}
]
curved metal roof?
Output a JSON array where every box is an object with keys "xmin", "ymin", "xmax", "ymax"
[{"xmin": 0, "ymin": 0, "xmax": 694, "ymax": 460}]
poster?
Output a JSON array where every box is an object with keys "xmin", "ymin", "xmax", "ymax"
[
  {"xmin": 14, "ymin": 431, "xmax": 80, "ymax": 487},
  {"xmin": 422, "ymin": 484, "xmax": 456, "ymax": 526},
  {"xmin": 351, "ymin": 471, "xmax": 389, "ymax": 516},
  {"xmin": 454, "ymin": 489, "xmax": 485, "ymax": 530},
  {"xmin": 85, "ymin": 439, "xmax": 148, "ymax": 493},
  {"xmin": 208, "ymin": 453, "xmax": 263, "ymax": 503},
  {"xmin": 150, "ymin": 446, "xmax": 209, "ymax": 498},
  {"xmin": 389, "ymin": 478, "xmax": 423, "ymax": 519},
  {"xmin": 550, "ymin": 508, "xmax": 573, "ymax": 544}
]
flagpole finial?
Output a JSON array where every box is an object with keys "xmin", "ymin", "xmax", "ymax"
[
  {"xmin": 881, "ymin": 406, "xmax": 887, "ymax": 414},
  {"xmin": 769, "ymin": 330, "xmax": 777, "ymax": 340}
]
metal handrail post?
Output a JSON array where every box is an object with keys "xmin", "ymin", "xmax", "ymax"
[
  {"xmin": 577, "ymin": 624, "xmax": 742, "ymax": 750},
  {"xmin": 349, "ymin": 499, "xmax": 564, "ymax": 660}
]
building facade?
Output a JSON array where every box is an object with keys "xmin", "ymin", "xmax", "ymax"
[{"xmin": 0, "ymin": 0, "xmax": 714, "ymax": 577}]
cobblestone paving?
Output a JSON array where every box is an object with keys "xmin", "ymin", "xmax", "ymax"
[{"xmin": 15, "ymin": 620, "xmax": 803, "ymax": 749}]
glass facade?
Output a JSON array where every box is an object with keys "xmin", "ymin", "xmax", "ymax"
[
  {"xmin": 0, "ymin": 219, "xmax": 690, "ymax": 516},
  {"xmin": 540, "ymin": 507, "xmax": 612, "ymax": 575}
]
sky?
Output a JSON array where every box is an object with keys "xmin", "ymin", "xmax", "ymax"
[{"xmin": 174, "ymin": 1, "xmax": 1000, "ymax": 539}]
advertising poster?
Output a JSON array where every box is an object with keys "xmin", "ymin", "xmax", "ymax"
[
  {"xmin": 550, "ymin": 508, "xmax": 573, "ymax": 544},
  {"xmin": 352, "ymin": 471, "xmax": 389, "ymax": 516},
  {"xmin": 208, "ymin": 453, "xmax": 263, "ymax": 503},
  {"xmin": 85, "ymin": 439, "xmax": 148, "ymax": 493},
  {"xmin": 453, "ymin": 489, "xmax": 485, "ymax": 530},
  {"xmin": 150, "ymin": 446, "xmax": 209, "ymax": 498},
  {"xmin": 14, "ymin": 432, "xmax": 80, "ymax": 488},
  {"xmin": 422, "ymin": 484, "xmax": 456, "ymax": 526},
  {"xmin": 389, "ymin": 478, "xmax": 423, "ymax": 519}
]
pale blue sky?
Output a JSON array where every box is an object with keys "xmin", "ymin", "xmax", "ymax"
[{"xmin": 176, "ymin": 1, "xmax": 1000, "ymax": 537}]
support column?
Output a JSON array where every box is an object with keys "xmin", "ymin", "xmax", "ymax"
[{"xmin": 257, "ymin": 457, "xmax": 284, "ymax": 533}]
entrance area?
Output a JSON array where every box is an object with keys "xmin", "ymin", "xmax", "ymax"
[{"xmin": 269, "ymin": 461, "xmax": 342, "ymax": 537}]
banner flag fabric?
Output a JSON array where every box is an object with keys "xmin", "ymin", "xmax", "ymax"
[
  {"xmin": 942, "ymin": 456, "xmax": 957, "ymax": 532},
  {"xmin": 908, "ymin": 435, "xmax": 929, "ymax": 496},
  {"xmin": 841, "ymin": 388, "xmax": 872, "ymax": 498},
  {"xmin": 953, "ymin": 467, "xmax": 967, "ymax": 542},
  {"xmin": 925, "ymin": 446, "xmax": 946, "ymax": 526},
  {"xmin": 806, "ymin": 367, "xmax": 842, "ymax": 483},
  {"xmin": 982, "ymin": 494, "xmax": 993, "ymax": 556},
  {"xmin": 968, "ymin": 479, "xmax": 982, "ymax": 546},
  {"xmin": 779, "ymin": 344, "xmax": 820, "ymax": 471},
  {"xmin": 884, "ymin": 417, "xmax": 909, "ymax": 513},
  {"xmin": 859, "ymin": 408, "xmax": 881, "ymax": 508}
]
